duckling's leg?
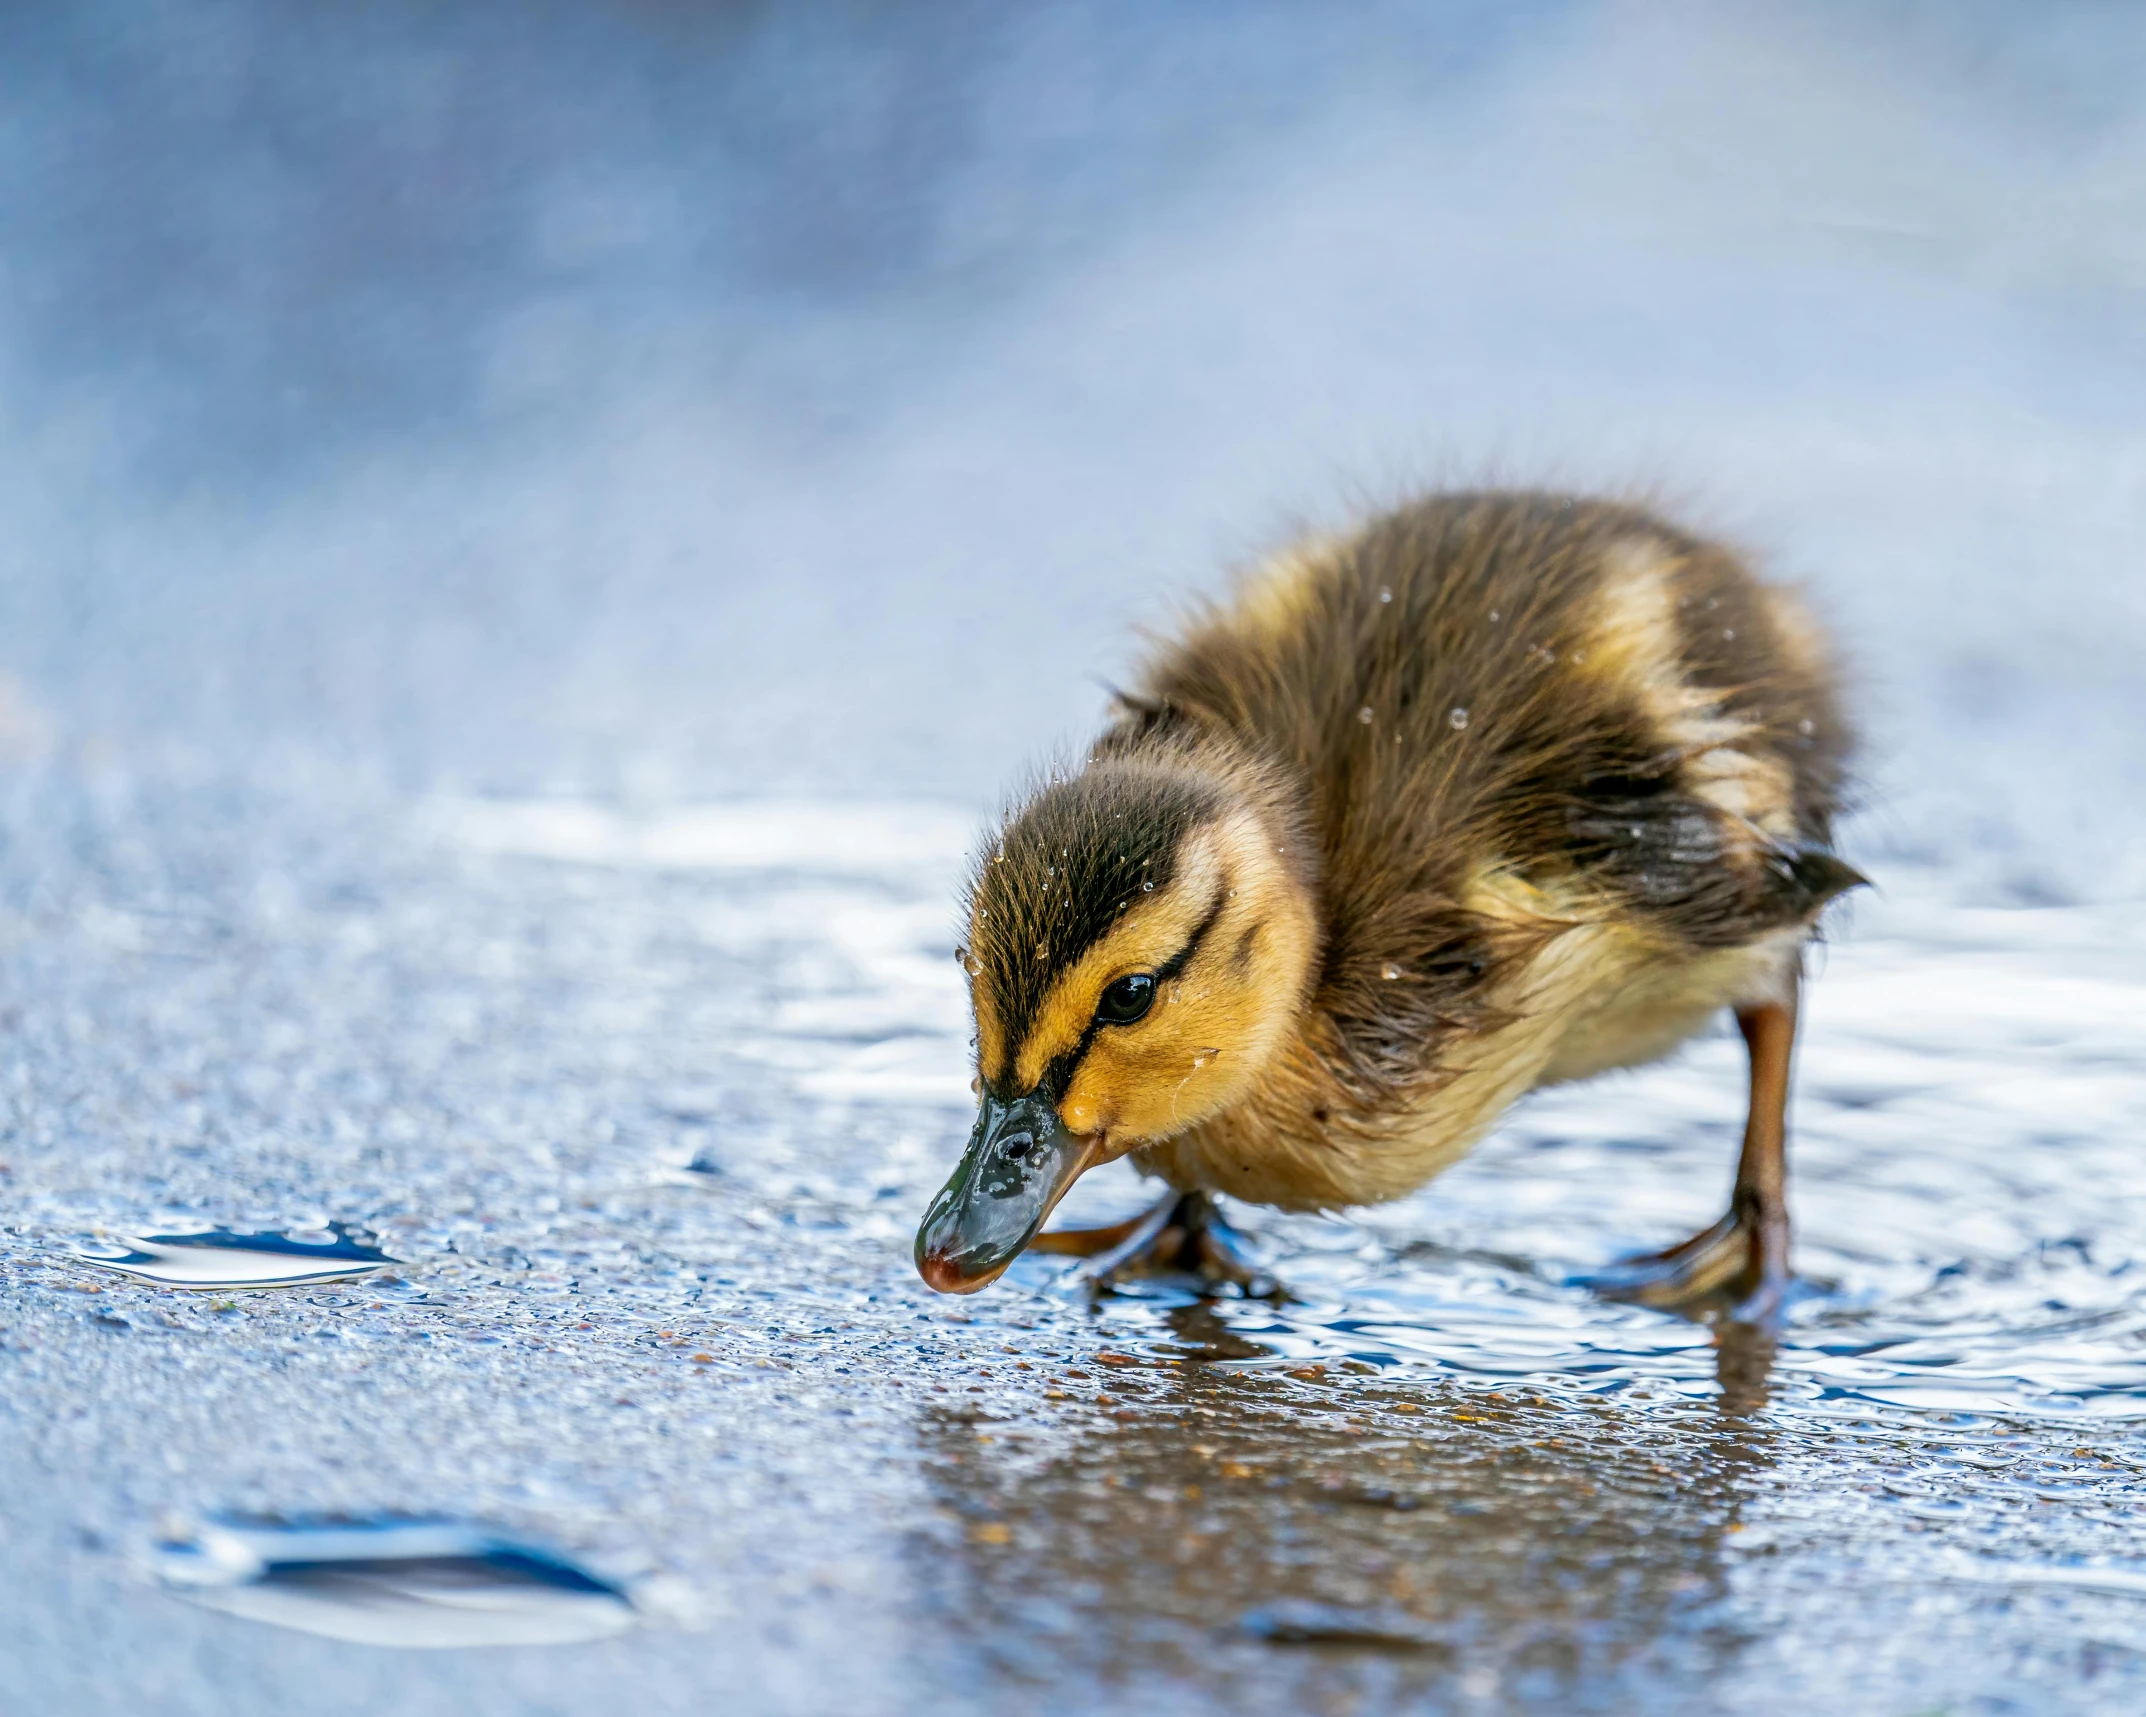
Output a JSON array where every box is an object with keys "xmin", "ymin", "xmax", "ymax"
[
  {"xmin": 1028, "ymin": 1192, "xmax": 1180, "ymax": 1260},
  {"xmin": 1594, "ymin": 973, "xmax": 1798, "ymax": 1326},
  {"xmin": 1036, "ymin": 1192, "xmax": 1278, "ymax": 1296}
]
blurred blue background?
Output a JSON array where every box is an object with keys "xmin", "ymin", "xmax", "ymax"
[{"xmin": 1, "ymin": 0, "xmax": 2141, "ymax": 895}]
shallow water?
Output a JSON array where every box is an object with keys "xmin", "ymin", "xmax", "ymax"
[
  {"xmin": 74, "ymin": 1225, "xmax": 398, "ymax": 1291},
  {"xmin": 2, "ymin": 785, "xmax": 2142, "ymax": 1714},
  {"xmin": 152, "ymin": 1516, "xmax": 637, "ymax": 1649}
]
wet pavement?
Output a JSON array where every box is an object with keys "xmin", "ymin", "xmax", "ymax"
[{"xmin": 3, "ymin": 786, "xmax": 2144, "ymax": 1714}]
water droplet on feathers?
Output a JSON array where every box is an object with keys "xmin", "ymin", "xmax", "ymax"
[
  {"xmin": 151, "ymin": 1516, "xmax": 635, "ymax": 1648},
  {"xmin": 1379, "ymin": 587, "xmax": 1393, "ymax": 603},
  {"xmin": 1358, "ymin": 706, "xmax": 1374, "ymax": 725},
  {"xmin": 1381, "ymin": 963, "xmax": 1403, "ymax": 980},
  {"xmin": 71, "ymin": 1225, "xmax": 396, "ymax": 1291},
  {"xmin": 1448, "ymin": 707, "xmax": 1469, "ymax": 730}
]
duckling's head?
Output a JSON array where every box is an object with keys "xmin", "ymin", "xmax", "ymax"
[{"xmin": 916, "ymin": 755, "xmax": 1317, "ymax": 1292}]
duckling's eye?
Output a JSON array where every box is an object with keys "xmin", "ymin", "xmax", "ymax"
[{"xmin": 1095, "ymin": 973, "xmax": 1156, "ymax": 1026}]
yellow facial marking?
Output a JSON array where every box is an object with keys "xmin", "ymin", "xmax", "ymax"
[
  {"xmin": 968, "ymin": 944, "xmax": 1008, "ymax": 1091},
  {"xmin": 1024, "ymin": 812, "xmax": 1316, "ymax": 1154},
  {"xmin": 1006, "ymin": 821, "xmax": 1235, "ymax": 1098}
]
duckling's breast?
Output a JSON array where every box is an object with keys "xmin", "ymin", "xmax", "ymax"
[
  {"xmin": 1135, "ymin": 877, "xmax": 1812, "ymax": 1212},
  {"xmin": 1535, "ymin": 925, "xmax": 1803, "ymax": 1088}
]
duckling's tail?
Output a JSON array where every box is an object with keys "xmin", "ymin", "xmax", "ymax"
[{"xmin": 1762, "ymin": 845, "xmax": 1869, "ymax": 920}]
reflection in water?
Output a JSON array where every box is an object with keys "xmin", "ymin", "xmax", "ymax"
[
  {"xmin": 151, "ymin": 1517, "xmax": 636, "ymax": 1648},
  {"xmin": 72, "ymin": 1225, "xmax": 397, "ymax": 1290},
  {"xmin": 915, "ymin": 1305, "xmax": 1777, "ymax": 1711},
  {"xmin": 1713, "ymin": 1323, "xmax": 1780, "ymax": 1418}
]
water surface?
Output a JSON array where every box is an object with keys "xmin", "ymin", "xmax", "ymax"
[{"xmin": 1, "ymin": 786, "xmax": 2141, "ymax": 1714}]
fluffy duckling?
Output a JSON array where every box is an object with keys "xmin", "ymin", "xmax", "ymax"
[{"xmin": 915, "ymin": 491, "xmax": 1859, "ymax": 1323}]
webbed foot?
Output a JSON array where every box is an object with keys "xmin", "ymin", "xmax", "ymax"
[
  {"xmin": 1583, "ymin": 1191, "xmax": 1790, "ymax": 1331},
  {"xmin": 1035, "ymin": 1191, "xmax": 1281, "ymax": 1298}
]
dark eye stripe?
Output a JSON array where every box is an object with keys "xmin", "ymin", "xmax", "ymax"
[{"xmin": 1154, "ymin": 885, "xmax": 1229, "ymax": 984}]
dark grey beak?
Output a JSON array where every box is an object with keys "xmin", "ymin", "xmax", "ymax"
[{"xmin": 914, "ymin": 1092, "xmax": 1098, "ymax": 1294}]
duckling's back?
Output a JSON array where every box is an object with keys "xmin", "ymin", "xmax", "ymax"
[{"xmin": 1101, "ymin": 491, "xmax": 1856, "ymax": 1114}]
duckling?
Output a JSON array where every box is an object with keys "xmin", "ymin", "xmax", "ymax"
[{"xmin": 915, "ymin": 491, "xmax": 1860, "ymax": 1325}]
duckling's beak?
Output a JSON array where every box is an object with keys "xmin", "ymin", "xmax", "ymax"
[{"xmin": 914, "ymin": 1093, "xmax": 1099, "ymax": 1294}]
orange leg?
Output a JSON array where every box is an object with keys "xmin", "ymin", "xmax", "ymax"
[
  {"xmin": 1594, "ymin": 969, "xmax": 1798, "ymax": 1327},
  {"xmin": 1027, "ymin": 1192, "xmax": 1178, "ymax": 1258}
]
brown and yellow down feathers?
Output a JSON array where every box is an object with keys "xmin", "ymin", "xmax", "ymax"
[{"xmin": 963, "ymin": 490, "xmax": 1859, "ymax": 1211}]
